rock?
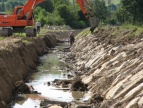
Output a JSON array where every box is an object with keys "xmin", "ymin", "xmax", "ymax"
[
  {"xmin": 70, "ymin": 79, "xmax": 88, "ymax": 91},
  {"xmin": 125, "ymin": 97, "xmax": 140, "ymax": 108},
  {"xmin": 78, "ymin": 63, "xmax": 85, "ymax": 71},
  {"xmin": 90, "ymin": 94, "xmax": 104, "ymax": 103},
  {"xmin": 100, "ymin": 100, "xmax": 115, "ymax": 108},
  {"xmin": 49, "ymin": 105, "xmax": 62, "ymax": 108},
  {"xmin": 0, "ymin": 100, "xmax": 7, "ymax": 108},
  {"xmin": 47, "ymin": 82, "xmax": 51, "ymax": 86},
  {"xmin": 75, "ymin": 105, "xmax": 91, "ymax": 108},
  {"xmin": 31, "ymin": 91, "xmax": 41, "ymax": 94},
  {"xmin": 138, "ymin": 95, "xmax": 143, "ymax": 107},
  {"xmin": 40, "ymin": 99, "xmax": 68, "ymax": 107},
  {"xmin": 15, "ymin": 80, "xmax": 30, "ymax": 93}
]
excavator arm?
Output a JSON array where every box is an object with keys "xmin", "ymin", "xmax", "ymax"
[
  {"xmin": 76, "ymin": 0, "xmax": 89, "ymax": 17},
  {"xmin": 17, "ymin": 0, "xmax": 44, "ymax": 19},
  {"xmin": 76, "ymin": 0, "xmax": 99, "ymax": 33}
]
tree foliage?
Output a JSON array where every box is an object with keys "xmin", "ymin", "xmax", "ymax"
[
  {"xmin": 0, "ymin": 0, "xmax": 110, "ymax": 28},
  {"xmin": 57, "ymin": 4, "xmax": 78, "ymax": 28},
  {"xmin": 94, "ymin": 0, "xmax": 108, "ymax": 22},
  {"xmin": 115, "ymin": 0, "xmax": 143, "ymax": 25},
  {"xmin": 38, "ymin": 0, "xmax": 54, "ymax": 13}
]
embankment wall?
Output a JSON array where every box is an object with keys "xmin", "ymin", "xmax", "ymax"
[
  {"xmin": 0, "ymin": 34, "xmax": 57, "ymax": 108},
  {"xmin": 71, "ymin": 27, "xmax": 143, "ymax": 108}
]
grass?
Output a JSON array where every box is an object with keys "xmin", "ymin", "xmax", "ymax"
[
  {"xmin": 0, "ymin": 36, "xmax": 6, "ymax": 40},
  {"xmin": 76, "ymin": 28, "xmax": 91, "ymax": 39},
  {"xmin": 13, "ymin": 33, "xmax": 26, "ymax": 37},
  {"xmin": 38, "ymin": 28, "xmax": 49, "ymax": 36},
  {"xmin": 120, "ymin": 24, "xmax": 143, "ymax": 37},
  {"xmin": 22, "ymin": 39, "xmax": 32, "ymax": 44},
  {"xmin": 38, "ymin": 27, "xmax": 75, "ymax": 36}
]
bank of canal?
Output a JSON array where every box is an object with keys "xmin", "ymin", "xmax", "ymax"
[{"xmin": 11, "ymin": 42, "xmax": 90, "ymax": 108}]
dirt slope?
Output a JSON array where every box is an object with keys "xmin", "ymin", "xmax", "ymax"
[
  {"xmin": 0, "ymin": 34, "xmax": 57, "ymax": 108},
  {"xmin": 70, "ymin": 27, "xmax": 143, "ymax": 108}
]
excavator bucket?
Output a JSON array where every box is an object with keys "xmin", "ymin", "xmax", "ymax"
[
  {"xmin": 76, "ymin": 0, "xmax": 99, "ymax": 33},
  {"xmin": 89, "ymin": 16, "xmax": 99, "ymax": 33}
]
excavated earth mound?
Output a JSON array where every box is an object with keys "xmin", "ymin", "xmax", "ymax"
[
  {"xmin": 0, "ymin": 32, "xmax": 59, "ymax": 108},
  {"xmin": 70, "ymin": 27, "xmax": 143, "ymax": 108}
]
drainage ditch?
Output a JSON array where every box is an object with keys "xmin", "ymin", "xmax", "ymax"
[{"xmin": 11, "ymin": 42, "xmax": 90, "ymax": 108}]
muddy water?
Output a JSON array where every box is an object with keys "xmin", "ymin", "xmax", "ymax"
[{"xmin": 11, "ymin": 43, "xmax": 90, "ymax": 108}]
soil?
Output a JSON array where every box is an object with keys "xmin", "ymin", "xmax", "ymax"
[
  {"xmin": 0, "ymin": 32, "xmax": 58, "ymax": 108},
  {"xmin": 68, "ymin": 26, "xmax": 143, "ymax": 108},
  {"xmin": 0, "ymin": 30, "xmax": 80, "ymax": 108},
  {"xmin": 0, "ymin": 27, "xmax": 143, "ymax": 108}
]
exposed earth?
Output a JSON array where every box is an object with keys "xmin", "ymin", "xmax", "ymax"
[{"xmin": 0, "ymin": 27, "xmax": 143, "ymax": 108}]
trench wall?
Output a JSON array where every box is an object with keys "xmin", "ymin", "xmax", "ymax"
[
  {"xmin": 71, "ymin": 27, "xmax": 143, "ymax": 108},
  {"xmin": 0, "ymin": 34, "xmax": 57, "ymax": 108}
]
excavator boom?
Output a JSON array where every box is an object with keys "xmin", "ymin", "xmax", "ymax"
[
  {"xmin": 76, "ymin": 0, "xmax": 99, "ymax": 33},
  {"xmin": 17, "ymin": 0, "xmax": 44, "ymax": 19}
]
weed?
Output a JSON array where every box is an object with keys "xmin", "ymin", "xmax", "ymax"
[
  {"xmin": 76, "ymin": 28, "xmax": 91, "ymax": 39},
  {"xmin": 22, "ymin": 39, "xmax": 31, "ymax": 44},
  {"xmin": 0, "ymin": 37, "xmax": 6, "ymax": 40}
]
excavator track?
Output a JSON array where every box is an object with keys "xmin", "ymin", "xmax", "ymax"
[
  {"xmin": 0, "ymin": 27, "xmax": 36, "ymax": 37},
  {"xmin": 0, "ymin": 28, "xmax": 12, "ymax": 36}
]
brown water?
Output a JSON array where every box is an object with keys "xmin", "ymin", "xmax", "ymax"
[{"xmin": 11, "ymin": 43, "xmax": 91, "ymax": 108}]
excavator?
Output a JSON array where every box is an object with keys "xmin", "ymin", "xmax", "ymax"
[{"xmin": 0, "ymin": 0, "xmax": 99, "ymax": 37}]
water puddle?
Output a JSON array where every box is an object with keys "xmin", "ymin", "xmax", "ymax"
[{"xmin": 11, "ymin": 43, "xmax": 91, "ymax": 108}]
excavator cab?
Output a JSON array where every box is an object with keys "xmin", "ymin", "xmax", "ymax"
[
  {"xmin": 76, "ymin": 0, "xmax": 99, "ymax": 33},
  {"xmin": 13, "ymin": 6, "xmax": 23, "ymax": 15}
]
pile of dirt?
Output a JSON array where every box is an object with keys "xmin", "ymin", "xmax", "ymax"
[{"xmin": 69, "ymin": 26, "xmax": 143, "ymax": 108}]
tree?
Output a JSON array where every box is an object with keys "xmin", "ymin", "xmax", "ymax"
[
  {"xmin": 5, "ymin": 1, "xmax": 24, "ymax": 13},
  {"xmin": 38, "ymin": 0, "xmax": 54, "ymax": 13},
  {"xmin": 57, "ymin": 4, "xmax": 80, "ymax": 28},
  {"xmin": 93, "ymin": 0, "xmax": 108, "ymax": 22},
  {"xmin": 1, "ymin": 1, "xmax": 5, "ymax": 11},
  {"xmin": 116, "ymin": 0, "xmax": 143, "ymax": 25}
]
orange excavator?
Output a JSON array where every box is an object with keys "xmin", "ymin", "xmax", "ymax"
[
  {"xmin": 0, "ymin": 0, "xmax": 44, "ymax": 36},
  {"xmin": 76, "ymin": 0, "xmax": 99, "ymax": 33},
  {"xmin": 0, "ymin": 0, "xmax": 99, "ymax": 36}
]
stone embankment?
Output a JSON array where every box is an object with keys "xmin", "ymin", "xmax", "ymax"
[
  {"xmin": 0, "ymin": 33, "xmax": 57, "ymax": 108},
  {"xmin": 70, "ymin": 27, "xmax": 143, "ymax": 108}
]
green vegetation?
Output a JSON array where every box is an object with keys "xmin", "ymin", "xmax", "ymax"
[
  {"xmin": 0, "ymin": 36, "xmax": 6, "ymax": 40},
  {"xmin": 76, "ymin": 28, "xmax": 91, "ymax": 39},
  {"xmin": 13, "ymin": 33, "xmax": 26, "ymax": 37},
  {"xmin": 112, "ymin": 0, "xmax": 120, "ymax": 4},
  {"xmin": 113, "ymin": 0, "xmax": 143, "ymax": 26},
  {"xmin": 0, "ymin": 0, "xmax": 108, "ymax": 29},
  {"xmin": 119, "ymin": 24, "xmax": 143, "ymax": 37},
  {"xmin": 1, "ymin": 0, "xmax": 143, "ymax": 29},
  {"xmin": 22, "ymin": 39, "xmax": 32, "ymax": 44}
]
